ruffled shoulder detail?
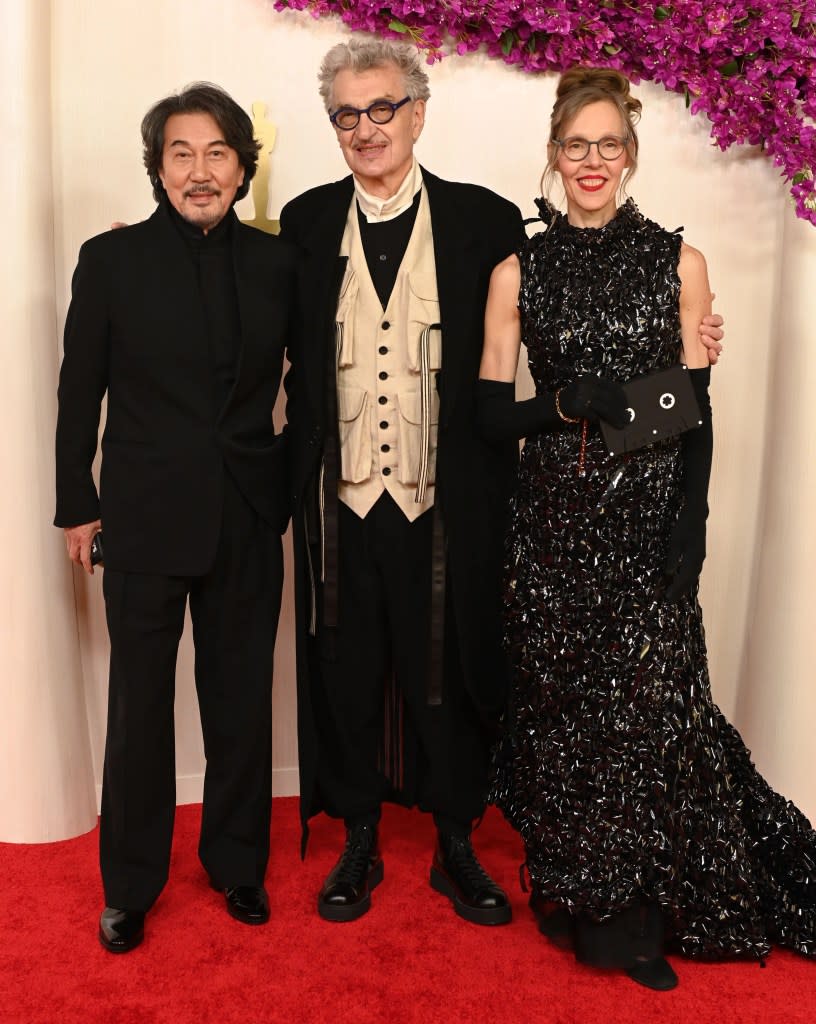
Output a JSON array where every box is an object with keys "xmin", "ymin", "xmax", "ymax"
[{"xmin": 532, "ymin": 196, "xmax": 558, "ymax": 226}]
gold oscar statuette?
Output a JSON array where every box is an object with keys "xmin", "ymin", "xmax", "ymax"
[{"xmin": 242, "ymin": 101, "xmax": 279, "ymax": 234}]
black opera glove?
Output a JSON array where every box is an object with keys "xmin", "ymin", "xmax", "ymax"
[
  {"xmin": 559, "ymin": 375, "xmax": 629, "ymax": 429},
  {"xmin": 663, "ymin": 367, "xmax": 713, "ymax": 602},
  {"xmin": 476, "ymin": 375, "xmax": 628, "ymax": 442},
  {"xmin": 475, "ymin": 379, "xmax": 561, "ymax": 441}
]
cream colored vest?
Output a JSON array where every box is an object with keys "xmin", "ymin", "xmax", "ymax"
[{"xmin": 335, "ymin": 187, "xmax": 441, "ymax": 522}]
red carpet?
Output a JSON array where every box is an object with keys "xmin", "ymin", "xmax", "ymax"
[{"xmin": 1, "ymin": 799, "xmax": 813, "ymax": 1023}]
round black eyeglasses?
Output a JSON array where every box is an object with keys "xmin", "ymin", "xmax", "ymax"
[
  {"xmin": 329, "ymin": 97, "xmax": 411, "ymax": 131},
  {"xmin": 552, "ymin": 135, "xmax": 629, "ymax": 161}
]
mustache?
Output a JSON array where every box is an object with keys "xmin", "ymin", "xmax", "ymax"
[{"xmin": 184, "ymin": 185, "xmax": 222, "ymax": 197}]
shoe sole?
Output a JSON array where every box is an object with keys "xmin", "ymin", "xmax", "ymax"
[
  {"xmin": 429, "ymin": 867, "xmax": 512, "ymax": 926},
  {"xmin": 225, "ymin": 904, "xmax": 270, "ymax": 926},
  {"xmin": 98, "ymin": 927, "xmax": 144, "ymax": 953},
  {"xmin": 318, "ymin": 860, "xmax": 384, "ymax": 923}
]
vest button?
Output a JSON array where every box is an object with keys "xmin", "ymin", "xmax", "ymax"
[
  {"xmin": 378, "ymin": 346, "xmax": 388, "ymax": 355},
  {"xmin": 381, "ymin": 321, "xmax": 390, "ymax": 330},
  {"xmin": 378, "ymin": 371, "xmax": 388, "ymax": 381},
  {"xmin": 378, "ymin": 395, "xmax": 387, "ymax": 405},
  {"xmin": 382, "ymin": 466, "xmax": 391, "ymax": 476},
  {"xmin": 381, "ymin": 444, "xmax": 390, "ymax": 453},
  {"xmin": 379, "ymin": 420, "xmax": 388, "ymax": 430}
]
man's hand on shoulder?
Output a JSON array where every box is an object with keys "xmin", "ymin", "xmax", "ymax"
[
  {"xmin": 64, "ymin": 520, "xmax": 102, "ymax": 575},
  {"xmin": 699, "ymin": 293, "xmax": 724, "ymax": 365}
]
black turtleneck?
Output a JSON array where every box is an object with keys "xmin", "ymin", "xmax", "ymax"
[
  {"xmin": 357, "ymin": 190, "xmax": 421, "ymax": 309},
  {"xmin": 167, "ymin": 201, "xmax": 241, "ymax": 416}
]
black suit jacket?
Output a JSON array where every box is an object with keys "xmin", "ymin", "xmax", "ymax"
[
  {"xmin": 280, "ymin": 169, "xmax": 524, "ymax": 822},
  {"xmin": 55, "ymin": 202, "xmax": 299, "ymax": 576}
]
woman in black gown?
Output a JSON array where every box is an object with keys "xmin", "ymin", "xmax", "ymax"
[{"xmin": 476, "ymin": 67, "xmax": 816, "ymax": 991}]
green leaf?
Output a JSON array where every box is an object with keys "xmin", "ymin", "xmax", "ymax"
[
  {"xmin": 792, "ymin": 11, "xmax": 802, "ymax": 29},
  {"xmin": 388, "ymin": 19, "xmax": 409, "ymax": 34},
  {"xmin": 684, "ymin": 86, "xmax": 691, "ymax": 108},
  {"xmin": 718, "ymin": 59, "xmax": 740, "ymax": 77},
  {"xmin": 655, "ymin": 6, "xmax": 672, "ymax": 21},
  {"xmin": 500, "ymin": 30, "xmax": 517, "ymax": 56},
  {"xmin": 793, "ymin": 172, "xmax": 808, "ymax": 185},
  {"xmin": 603, "ymin": 43, "xmax": 622, "ymax": 55}
]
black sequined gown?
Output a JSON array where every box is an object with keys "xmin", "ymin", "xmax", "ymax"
[{"xmin": 491, "ymin": 199, "xmax": 816, "ymax": 961}]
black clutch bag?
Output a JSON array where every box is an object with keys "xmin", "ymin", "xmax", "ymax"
[{"xmin": 599, "ymin": 365, "xmax": 702, "ymax": 455}]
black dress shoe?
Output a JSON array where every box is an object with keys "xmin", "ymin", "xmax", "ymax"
[
  {"xmin": 626, "ymin": 957, "xmax": 679, "ymax": 991},
  {"xmin": 212, "ymin": 884, "xmax": 270, "ymax": 925},
  {"xmin": 98, "ymin": 907, "xmax": 145, "ymax": 953},
  {"xmin": 430, "ymin": 833, "xmax": 511, "ymax": 926},
  {"xmin": 318, "ymin": 823, "xmax": 383, "ymax": 922}
]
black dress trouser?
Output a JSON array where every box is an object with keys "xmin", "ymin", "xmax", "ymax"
[
  {"xmin": 311, "ymin": 492, "xmax": 490, "ymax": 836},
  {"xmin": 100, "ymin": 474, "xmax": 283, "ymax": 911}
]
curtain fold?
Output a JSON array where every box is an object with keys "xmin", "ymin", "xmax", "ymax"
[
  {"xmin": 0, "ymin": 0, "xmax": 97, "ymax": 842},
  {"xmin": 736, "ymin": 205, "xmax": 816, "ymax": 822}
]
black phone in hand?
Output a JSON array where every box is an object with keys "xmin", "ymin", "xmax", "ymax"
[{"xmin": 90, "ymin": 532, "xmax": 104, "ymax": 566}]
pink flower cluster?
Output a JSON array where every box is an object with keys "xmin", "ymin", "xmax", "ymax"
[{"xmin": 273, "ymin": 1, "xmax": 816, "ymax": 225}]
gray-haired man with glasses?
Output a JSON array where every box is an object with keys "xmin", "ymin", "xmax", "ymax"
[{"xmin": 279, "ymin": 36, "xmax": 525, "ymax": 926}]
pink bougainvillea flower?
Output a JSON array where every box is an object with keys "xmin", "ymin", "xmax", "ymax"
[{"xmin": 273, "ymin": 0, "xmax": 816, "ymax": 226}]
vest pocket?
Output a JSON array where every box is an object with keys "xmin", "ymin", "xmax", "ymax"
[
  {"xmin": 396, "ymin": 388, "xmax": 439, "ymax": 487},
  {"xmin": 335, "ymin": 267, "xmax": 358, "ymax": 367},
  {"xmin": 337, "ymin": 384, "xmax": 372, "ymax": 483},
  {"xmin": 407, "ymin": 273, "xmax": 442, "ymax": 371}
]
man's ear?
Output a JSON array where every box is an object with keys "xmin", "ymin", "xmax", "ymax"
[{"xmin": 412, "ymin": 99, "xmax": 426, "ymax": 142}]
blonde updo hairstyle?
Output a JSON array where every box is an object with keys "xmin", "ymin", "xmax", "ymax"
[{"xmin": 542, "ymin": 67, "xmax": 642, "ymax": 201}]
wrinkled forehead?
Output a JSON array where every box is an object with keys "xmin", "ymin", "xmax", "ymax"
[{"xmin": 331, "ymin": 63, "xmax": 407, "ymax": 108}]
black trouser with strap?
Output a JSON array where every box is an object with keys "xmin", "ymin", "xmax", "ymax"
[
  {"xmin": 100, "ymin": 475, "xmax": 283, "ymax": 911},
  {"xmin": 310, "ymin": 492, "xmax": 489, "ymax": 837}
]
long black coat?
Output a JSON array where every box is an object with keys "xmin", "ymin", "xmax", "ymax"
[
  {"xmin": 55, "ymin": 202, "xmax": 299, "ymax": 576},
  {"xmin": 280, "ymin": 169, "xmax": 525, "ymax": 826}
]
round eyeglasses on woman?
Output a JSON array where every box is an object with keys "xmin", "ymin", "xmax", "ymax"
[
  {"xmin": 329, "ymin": 96, "xmax": 411, "ymax": 131},
  {"xmin": 553, "ymin": 135, "xmax": 629, "ymax": 161}
]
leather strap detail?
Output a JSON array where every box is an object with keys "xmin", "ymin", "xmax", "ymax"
[
  {"xmin": 415, "ymin": 323, "xmax": 442, "ymax": 504},
  {"xmin": 427, "ymin": 504, "xmax": 446, "ymax": 706},
  {"xmin": 321, "ymin": 325, "xmax": 341, "ymax": 633}
]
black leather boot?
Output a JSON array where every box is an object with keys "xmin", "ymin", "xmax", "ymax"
[
  {"xmin": 430, "ymin": 833, "xmax": 511, "ymax": 925},
  {"xmin": 318, "ymin": 824, "xmax": 383, "ymax": 922}
]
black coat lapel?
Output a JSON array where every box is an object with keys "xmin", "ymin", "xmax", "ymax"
[
  {"xmin": 297, "ymin": 178, "xmax": 354, "ymax": 425},
  {"xmin": 231, "ymin": 215, "xmax": 269, "ymax": 406},
  {"xmin": 422, "ymin": 169, "xmax": 481, "ymax": 426}
]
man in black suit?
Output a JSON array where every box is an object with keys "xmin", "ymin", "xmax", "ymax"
[
  {"xmin": 280, "ymin": 38, "xmax": 524, "ymax": 927},
  {"xmin": 55, "ymin": 83, "xmax": 299, "ymax": 953}
]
